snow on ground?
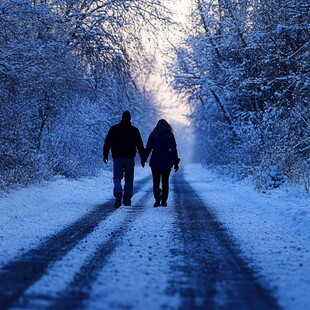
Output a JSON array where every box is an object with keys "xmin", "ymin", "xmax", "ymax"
[
  {"xmin": 88, "ymin": 193, "xmax": 180, "ymax": 310},
  {"xmin": 0, "ymin": 163, "xmax": 149, "ymax": 268},
  {"xmin": 0, "ymin": 163, "xmax": 309, "ymax": 310},
  {"xmin": 18, "ymin": 181, "xmax": 156, "ymax": 310},
  {"xmin": 183, "ymin": 164, "xmax": 310, "ymax": 310}
]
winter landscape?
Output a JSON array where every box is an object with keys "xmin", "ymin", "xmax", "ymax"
[
  {"xmin": 0, "ymin": 0, "xmax": 309, "ymax": 309},
  {"xmin": 0, "ymin": 165, "xmax": 309, "ymax": 309}
]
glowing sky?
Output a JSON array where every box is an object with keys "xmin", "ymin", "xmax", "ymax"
[{"xmin": 146, "ymin": 0, "xmax": 192, "ymax": 126}]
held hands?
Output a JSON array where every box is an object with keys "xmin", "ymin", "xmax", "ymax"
[{"xmin": 140, "ymin": 154, "xmax": 146, "ymax": 168}]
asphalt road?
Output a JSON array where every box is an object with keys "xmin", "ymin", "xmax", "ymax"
[{"xmin": 0, "ymin": 171, "xmax": 281, "ymax": 310}]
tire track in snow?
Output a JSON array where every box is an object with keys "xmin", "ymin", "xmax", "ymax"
[
  {"xmin": 86, "ymin": 195, "xmax": 180, "ymax": 310},
  {"xmin": 168, "ymin": 170, "xmax": 281, "ymax": 310},
  {"xmin": 11, "ymin": 206, "xmax": 132, "ymax": 309},
  {"xmin": 0, "ymin": 176, "xmax": 151, "ymax": 310},
  {"xmin": 46, "ymin": 187, "xmax": 153, "ymax": 310}
]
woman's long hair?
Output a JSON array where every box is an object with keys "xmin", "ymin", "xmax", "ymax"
[{"xmin": 152, "ymin": 119, "xmax": 172, "ymax": 138}]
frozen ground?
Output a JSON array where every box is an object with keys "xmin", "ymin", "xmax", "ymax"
[
  {"xmin": 0, "ymin": 164, "xmax": 309, "ymax": 309},
  {"xmin": 183, "ymin": 164, "xmax": 310, "ymax": 310}
]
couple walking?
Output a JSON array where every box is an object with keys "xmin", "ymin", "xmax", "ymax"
[{"xmin": 103, "ymin": 110, "xmax": 180, "ymax": 208}]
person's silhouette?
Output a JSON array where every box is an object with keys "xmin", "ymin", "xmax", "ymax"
[
  {"xmin": 143, "ymin": 119, "xmax": 180, "ymax": 207},
  {"xmin": 103, "ymin": 111, "xmax": 145, "ymax": 208}
]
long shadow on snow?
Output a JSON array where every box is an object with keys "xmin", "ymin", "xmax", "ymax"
[{"xmin": 0, "ymin": 176, "xmax": 151, "ymax": 310}]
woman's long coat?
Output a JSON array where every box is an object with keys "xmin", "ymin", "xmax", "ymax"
[{"xmin": 144, "ymin": 131, "xmax": 179, "ymax": 169}]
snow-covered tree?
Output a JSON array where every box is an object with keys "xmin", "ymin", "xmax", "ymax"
[
  {"xmin": 171, "ymin": 0, "xmax": 309, "ymax": 189},
  {"xmin": 0, "ymin": 0, "xmax": 170, "ymax": 189}
]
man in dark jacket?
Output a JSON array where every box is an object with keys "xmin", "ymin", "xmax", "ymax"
[{"xmin": 103, "ymin": 110, "xmax": 145, "ymax": 208}]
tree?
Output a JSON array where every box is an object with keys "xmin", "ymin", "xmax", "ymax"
[
  {"xmin": 171, "ymin": 0, "xmax": 310, "ymax": 189},
  {"xmin": 0, "ymin": 0, "xmax": 170, "ymax": 189}
]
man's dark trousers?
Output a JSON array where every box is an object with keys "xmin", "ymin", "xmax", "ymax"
[{"xmin": 113, "ymin": 158, "xmax": 135, "ymax": 205}]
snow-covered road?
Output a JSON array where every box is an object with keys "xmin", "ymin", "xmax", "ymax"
[{"xmin": 0, "ymin": 165, "xmax": 309, "ymax": 310}]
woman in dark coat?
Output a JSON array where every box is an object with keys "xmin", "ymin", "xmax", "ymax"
[{"xmin": 144, "ymin": 119, "xmax": 180, "ymax": 207}]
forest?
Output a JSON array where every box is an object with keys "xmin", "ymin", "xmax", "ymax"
[
  {"xmin": 0, "ymin": 0, "xmax": 167, "ymax": 189},
  {"xmin": 171, "ymin": 0, "xmax": 309, "ymax": 191},
  {"xmin": 0, "ymin": 0, "xmax": 309, "ymax": 192}
]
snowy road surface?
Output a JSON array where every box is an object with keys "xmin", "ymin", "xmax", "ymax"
[{"xmin": 0, "ymin": 165, "xmax": 309, "ymax": 309}]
